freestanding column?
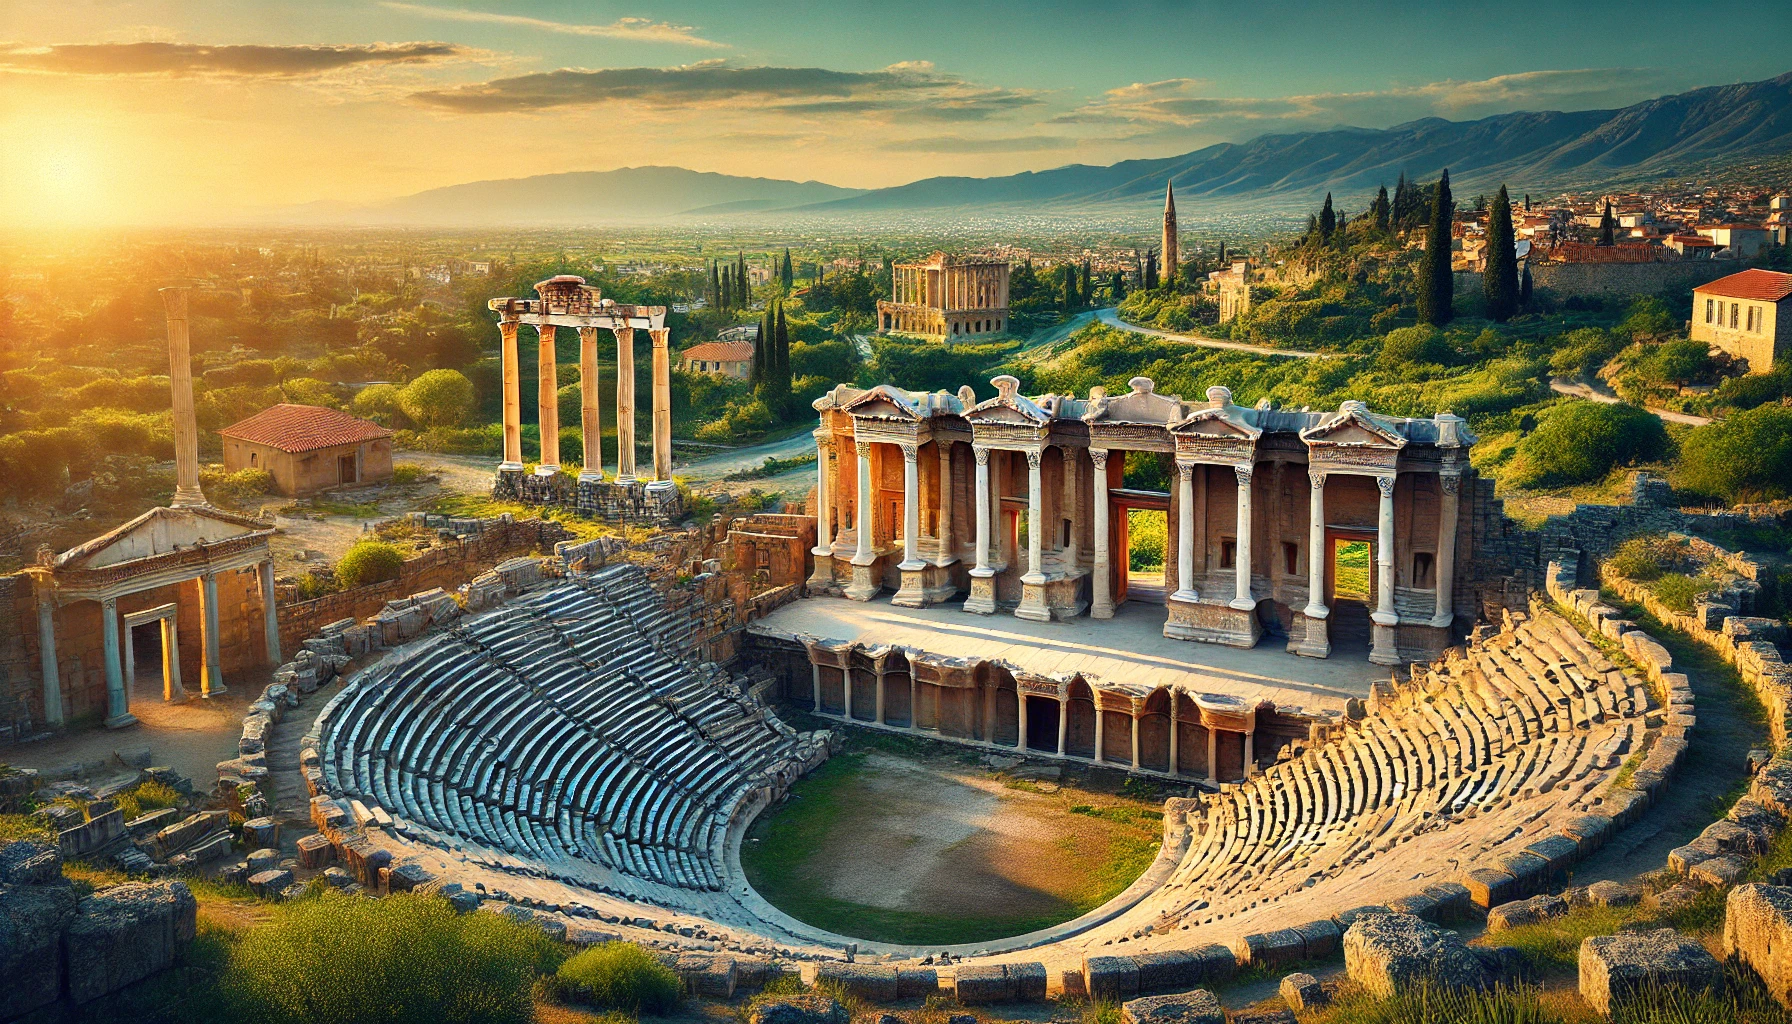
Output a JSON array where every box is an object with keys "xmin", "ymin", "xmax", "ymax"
[
  {"xmin": 158, "ymin": 287, "xmax": 206, "ymax": 507},
  {"xmin": 1431, "ymin": 474, "xmax": 1461, "ymax": 628},
  {"xmin": 1016, "ymin": 693, "xmax": 1026, "ymax": 750},
  {"xmin": 200, "ymin": 572, "xmax": 226, "ymax": 698},
  {"xmin": 1305, "ymin": 472, "xmax": 1328, "ymax": 619},
  {"xmin": 613, "ymin": 327, "xmax": 637, "ymax": 483},
  {"xmin": 972, "ymin": 447, "xmax": 992, "ymax": 574},
  {"xmin": 1022, "ymin": 449, "xmax": 1044, "ymax": 583},
  {"xmin": 1244, "ymin": 730, "xmax": 1255, "ymax": 776},
  {"xmin": 578, "ymin": 326, "xmax": 602, "ymax": 475},
  {"xmin": 259, "ymin": 559, "xmax": 281, "ymax": 665},
  {"xmin": 899, "ymin": 443, "xmax": 923, "ymax": 570},
  {"xmin": 650, "ymin": 328, "xmax": 672, "ymax": 481},
  {"xmin": 1169, "ymin": 704, "xmax": 1180, "ymax": 776},
  {"xmin": 1130, "ymin": 711, "xmax": 1140, "ymax": 770},
  {"xmin": 535, "ymin": 322, "xmax": 560, "ymax": 474},
  {"xmin": 1373, "ymin": 475, "xmax": 1397, "ymax": 626},
  {"xmin": 1172, "ymin": 461, "xmax": 1197, "ymax": 601},
  {"xmin": 1230, "ymin": 464, "xmax": 1255, "ymax": 610},
  {"xmin": 1094, "ymin": 700, "xmax": 1105, "ymax": 763},
  {"xmin": 935, "ymin": 442, "xmax": 954, "ymax": 567},
  {"xmin": 498, "ymin": 320, "xmax": 524, "ymax": 471},
  {"xmin": 1207, "ymin": 729, "xmax": 1218, "ymax": 783},
  {"xmin": 160, "ymin": 617, "xmax": 184, "ymax": 703},
  {"xmin": 810, "ymin": 661, "xmax": 823, "ymax": 712},
  {"xmin": 1091, "ymin": 449, "xmax": 1113, "ymax": 618},
  {"xmin": 35, "ymin": 588, "xmax": 62, "ymax": 727},
  {"xmin": 811, "ymin": 435, "xmax": 833, "ymax": 556},
  {"xmin": 101, "ymin": 597, "xmax": 134, "ymax": 728},
  {"xmin": 853, "ymin": 441, "xmax": 874, "ymax": 565}
]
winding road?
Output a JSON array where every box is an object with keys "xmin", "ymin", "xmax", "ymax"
[
  {"xmin": 1092, "ymin": 308, "xmax": 1324, "ymax": 359},
  {"xmin": 1548, "ymin": 378, "xmax": 1712, "ymax": 426}
]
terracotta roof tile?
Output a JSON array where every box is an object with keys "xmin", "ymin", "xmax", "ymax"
[
  {"xmin": 219, "ymin": 404, "xmax": 393, "ymax": 453},
  {"xmin": 1695, "ymin": 268, "xmax": 1792, "ymax": 302},
  {"xmin": 680, "ymin": 341, "xmax": 756, "ymax": 362}
]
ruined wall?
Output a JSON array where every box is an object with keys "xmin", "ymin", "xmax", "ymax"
[{"xmin": 1455, "ymin": 260, "xmax": 1733, "ymax": 299}]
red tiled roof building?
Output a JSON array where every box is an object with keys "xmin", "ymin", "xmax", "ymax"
[
  {"xmin": 220, "ymin": 404, "xmax": 395, "ymax": 495},
  {"xmin": 1693, "ymin": 269, "xmax": 1792, "ymax": 373}
]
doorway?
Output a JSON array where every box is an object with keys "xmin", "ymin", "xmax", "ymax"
[
  {"xmin": 1125, "ymin": 508, "xmax": 1167, "ymax": 602},
  {"xmin": 338, "ymin": 454, "xmax": 357, "ymax": 484},
  {"xmin": 1025, "ymin": 695, "xmax": 1060, "ymax": 752},
  {"xmin": 1329, "ymin": 535, "xmax": 1373, "ymax": 653},
  {"xmin": 129, "ymin": 622, "xmax": 162, "ymax": 698}
]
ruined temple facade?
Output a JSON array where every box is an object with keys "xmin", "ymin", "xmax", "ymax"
[
  {"xmin": 805, "ymin": 376, "xmax": 1476, "ymax": 665},
  {"xmin": 876, "ymin": 252, "xmax": 1010, "ymax": 340}
]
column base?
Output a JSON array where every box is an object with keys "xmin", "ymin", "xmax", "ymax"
[
  {"xmin": 202, "ymin": 679, "xmax": 228, "ymax": 699},
  {"xmin": 1164, "ymin": 598, "xmax": 1261, "ymax": 648},
  {"xmin": 843, "ymin": 561, "xmax": 883, "ymax": 602},
  {"xmin": 1017, "ymin": 573, "xmax": 1089, "ymax": 622},
  {"xmin": 165, "ymin": 684, "xmax": 189, "ymax": 703},
  {"xmin": 105, "ymin": 712, "xmax": 139, "ymax": 730},
  {"xmin": 893, "ymin": 563, "xmax": 957, "ymax": 607},
  {"xmin": 491, "ymin": 467, "xmax": 526, "ymax": 500},
  {"xmin": 1369, "ymin": 622, "xmax": 1401, "ymax": 666},
  {"xmin": 1397, "ymin": 622, "xmax": 1453, "ymax": 664},
  {"xmin": 534, "ymin": 464, "xmax": 561, "ymax": 477},
  {"xmin": 1091, "ymin": 600, "xmax": 1115, "ymax": 620},
  {"xmin": 806, "ymin": 552, "xmax": 837, "ymax": 595},
  {"xmin": 963, "ymin": 570, "xmax": 998, "ymax": 615},
  {"xmin": 1290, "ymin": 611, "xmax": 1331, "ymax": 659}
]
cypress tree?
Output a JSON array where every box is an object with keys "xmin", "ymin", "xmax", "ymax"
[
  {"xmin": 781, "ymin": 248, "xmax": 793, "ymax": 289},
  {"xmin": 750, "ymin": 310, "xmax": 767, "ymax": 388},
  {"xmin": 1217, "ymin": 240, "xmax": 1227, "ymax": 265},
  {"xmin": 1393, "ymin": 172, "xmax": 1411, "ymax": 229},
  {"xmin": 1373, "ymin": 185, "xmax": 1391, "ymax": 232},
  {"xmin": 1319, "ymin": 193, "xmax": 1336, "ymax": 240},
  {"xmin": 774, "ymin": 303, "xmax": 791, "ymax": 415},
  {"xmin": 1081, "ymin": 260, "xmax": 1092, "ymax": 304},
  {"xmin": 1520, "ymin": 263, "xmax": 1533, "ymax": 306},
  {"xmin": 1143, "ymin": 251, "xmax": 1159, "ymax": 291},
  {"xmin": 1418, "ymin": 169, "xmax": 1454, "ymax": 326},
  {"xmin": 1110, "ymin": 270, "xmax": 1126, "ymax": 302},
  {"xmin": 1597, "ymin": 202, "xmax": 1617, "ymax": 246},
  {"xmin": 1483, "ymin": 185, "xmax": 1520, "ymax": 322}
]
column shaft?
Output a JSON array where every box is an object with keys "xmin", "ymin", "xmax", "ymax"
[
  {"xmin": 1169, "ymin": 703, "xmax": 1180, "ymax": 776},
  {"xmin": 1023, "ymin": 449, "xmax": 1044, "ymax": 583},
  {"xmin": 1056, "ymin": 697, "xmax": 1067, "ymax": 756},
  {"xmin": 810, "ymin": 661, "xmax": 823, "ymax": 712},
  {"xmin": 101, "ymin": 597, "xmax": 131, "ymax": 727},
  {"xmin": 1173, "ymin": 461, "xmax": 1196, "ymax": 601},
  {"xmin": 158, "ymin": 287, "xmax": 205, "ymax": 506},
  {"xmin": 972, "ymin": 447, "xmax": 991, "ymax": 573},
  {"xmin": 1130, "ymin": 712, "xmax": 1140, "ymax": 770},
  {"xmin": 935, "ymin": 443, "xmax": 954, "ymax": 567},
  {"xmin": 650, "ymin": 328, "xmax": 672, "ymax": 481},
  {"xmin": 1094, "ymin": 700, "xmax": 1105, "ymax": 763},
  {"xmin": 899, "ymin": 444, "xmax": 922, "ymax": 570},
  {"xmin": 1016, "ymin": 692, "xmax": 1026, "ymax": 750},
  {"xmin": 613, "ymin": 327, "xmax": 637, "ymax": 482},
  {"xmin": 200, "ymin": 572, "xmax": 225, "ymax": 698},
  {"xmin": 499, "ymin": 320, "xmax": 524, "ymax": 470},
  {"xmin": 875, "ymin": 666, "xmax": 886, "ymax": 724},
  {"xmin": 260, "ymin": 559, "xmax": 281, "ymax": 665},
  {"xmin": 1091, "ymin": 450, "xmax": 1113, "ymax": 618},
  {"xmin": 1305, "ymin": 472, "xmax": 1328, "ymax": 616},
  {"xmin": 162, "ymin": 617, "xmax": 184, "ymax": 702},
  {"xmin": 1231, "ymin": 465, "xmax": 1255, "ymax": 610},
  {"xmin": 812, "ymin": 437, "xmax": 833, "ymax": 554},
  {"xmin": 1432, "ymin": 474, "xmax": 1461, "ymax": 627},
  {"xmin": 35, "ymin": 590, "xmax": 62, "ymax": 727},
  {"xmin": 1373, "ymin": 475, "xmax": 1398, "ymax": 626},
  {"xmin": 536, "ymin": 322, "xmax": 559, "ymax": 473},
  {"xmin": 1244, "ymin": 730, "xmax": 1255, "ymax": 776},
  {"xmin": 853, "ymin": 441, "xmax": 874, "ymax": 565},
  {"xmin": 1207, "ymin": 729, "xmax": 1218, "ymax": 783},
  {"xmin": 578, "ymin": 326, "xmax": 602, "ymax": 475}
]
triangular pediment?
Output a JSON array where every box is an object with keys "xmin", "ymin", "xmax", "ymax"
[
  {"xmin": 56, "ymin": 506, "xmax": 271, "ymax": 570},
  {"xmin": 965, "ymin": 374, "xmax": 1053, "ymax": 426},
  {"xmin": 1084, "ymin": 377, "xmax": 1185, "ymax": 426},
  {"xmin": 1300, "ymin": 401, "xmax": 1408, "ymax": 448},
  {"xmin": 841, "ymin": 385, "xmax": 924, "ymax": 422},
  {"xmin": 1171, "ymin": 405, "xmax": 1263, "ymax": 439}
]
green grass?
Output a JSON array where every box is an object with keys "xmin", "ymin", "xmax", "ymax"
[
  {"xmin": 113, "ymin": 780, "xmax": 184, "ymax": 822},
  {"xmin": 550, "ymin": 943, "xmax": 680, "ymax": 1015},
  {"xmin": 0, "ymin": 812, "xmax": 55, "ymax": 844},
  {"xmin": 424, "ymin": 492, "xmax": 616, "ymax": 542},
  {"xmin": 1486, "ymin": 906, "xmax": 1632, "ymax": 974},
  {"xmin": 1334, "ymin": 540, "xmax": 1372, "ymax": 600},
  {"xmin": 1307, "ymin": 982, "xmax": 1582, "ymax": 1024},
  {"xmin": 1608, "ymin": 960, "xmax": 1792, "ymax": 1024}
]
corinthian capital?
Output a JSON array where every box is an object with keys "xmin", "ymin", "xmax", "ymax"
[
  {"xmin": 1376, "ymin": 474, "xmax": 1396, "ymax": 498},
  {"xmin": 855, "ymin": 440, "xmax": 873, "ymax": 459}
]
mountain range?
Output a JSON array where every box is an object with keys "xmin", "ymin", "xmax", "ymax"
[{"xmin": 342, "ymin": 71, "xmax": 1792, "ymax": 224}]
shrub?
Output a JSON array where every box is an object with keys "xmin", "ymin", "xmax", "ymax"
[
  {"xmin": 1508, "ymin": 401, "xmax": 1668, "ymax": 488},
  {"xmin": 200, "ymin": 467, "xmax": 273, "ymax": 506},
  {"xmin": 334, "ymin": 540, "xmax": 406, "ymax": 590},
  {"xmin": 280, "ymin": 378, "xmax": 342, "ymax": 408},
  {"xmin": 1675, "ymin": 403, "xmax": 1792, "ymax": 503},
  {"xmin": 391, "ymin": 464, "xmax": 426, "ymax": 485},
  {"xmin": 113, "ymin": 780, "xmax": 183, "ymax": 822},
  {"xmin": 350, "ymin": 383, "xmax": 408, "ymax": 427},
  {"xmin": 1647, "ymin": 338, "xmax": 1716, "ymax": 385},
  {"xmin": 1608, "ymin": 537, "xmax": 1666, "ymax": 581},
  {"xmin": 553, "ymin": 942, "xmax": 680, "ymax": 1014},
  {"xmin": 399, "ymin": 369, "xmax": 475, "ymax": 429},
  {"xmin": 219, "ymin": 891, "xmax": 559, "ymax": 1024},
  {"xmin": 1379, "ymin": 325, "xmax": 1453, "ymax": 367},
  {"xmin": 1651, "ymin": 572, "xmax": 1714, "ymax": 613},
  {"xmin": 1547, "ymin": 327, "xmax": 1625, "ymax": 380}
]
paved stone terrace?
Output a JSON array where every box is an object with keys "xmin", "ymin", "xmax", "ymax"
[{"xmin": 751, "ymin": 597, "xmax": 1387, "ymax": 713}]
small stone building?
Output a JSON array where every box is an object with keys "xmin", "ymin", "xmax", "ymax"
[
  {"xmin": 1693, "ymin": 268, "xmax": 1792, "ymax": 373},
  {"xmin": 220, "ymin": 404, "xmax": 394, "ymax": 496},
  {"xmin": 679, "ymin": 340, "xmax": 755, "ymax": 379}
]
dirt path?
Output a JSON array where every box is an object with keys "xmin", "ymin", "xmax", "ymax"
[
  {"xmin": 1093, "ymin": 308, "xmax": 1324, "ymax": 359},
  {"xmin": 1569, "ymin": 605, "xmax": 1765, "ymax": 884},
  {"xmin": 1549, "ymin": 378, "xmax": 1713, "ymax": 426}
]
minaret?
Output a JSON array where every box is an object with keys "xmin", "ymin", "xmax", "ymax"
[{"xmin": 1162, "ymin": 180, "xmax": 1179, "ymax": 286}]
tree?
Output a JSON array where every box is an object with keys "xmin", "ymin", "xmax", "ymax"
[
  {"xmin": 350, "ymin": 382, "xmax": 406, "ymax": 426},
  {"xmin": 1143, "ymin": 251, "xmax": 1159, "ymax": 291},
  {"xmin": 1372, "ymin": 185, "xmax": 1391, "ymax": 232},
  {"xmin": 337, "ymin": 540, "xmax": 407, "ymax": 589},
  {"xmin": 398, "ymin": 368, "xmax": 475, "ymax": 428},
  {"xmin": 1597, "ymin": 202, "xmax": 1617, "ymax": 246},
  {"xmin": 1512, "ymin": 401, "xmax": 1667, "ymax": 488},
  {"xmin": 1109, "ymin": 270, "xmax": 1126, "ymax": 302},
  {"xmin": 1677, "ymin": 404, "xmax": 1792, "ymax": 501},
  {"xmin": 1520, "ymin": 263, "xmax": 1533, "ymax": 306},
  {"xmin": 751, "ymin": 309, "xmax": 769, "ymax": 388},
  {"xmin": 781, "ymin": 248, "xmax": 794, "ymax": 290},
  {"xmin": 1483, "ymin": 185, "xmax": 1520, "ymax": 322},
  {"xmin": 1318, "ymin": 193, "xmax": 1336, "ymax": 240},
  {"xmin": 774, "ymin": 303, "xmax": 792, "ymax": 413},
  {"xmin": 1418, "ymin": 169, "xmax": 1454, "ymax": 326}
]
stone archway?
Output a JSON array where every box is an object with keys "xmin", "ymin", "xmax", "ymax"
[
  {"xmin": 1064, "ymin": 678, "xmax": 1097, "ymax": 759},
  {"xmin": 1138, "ymin": 688, "xmax": 1172, "ymax": 772}
]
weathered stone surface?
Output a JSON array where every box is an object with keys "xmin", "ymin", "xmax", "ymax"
[
  {"xmin": 748, "ymin": 994, "xmax": 849, "ymax": 1024},
  {"xmin": 1279, "ymin": 972, "xmax": 1326, "ymax": 1012},
  {"xmin": 1292, "ymin": 918, "xmax": 1342, "ymax": 958},
  {"xmin": 0, "ymin": 840, "xmax": 61, "ymax": 885},
  {"xmin": 1487, "ymin": 894, "xmax": 1569, "ymax": 933},
  {"xmin": 1724, "ymin": 884, "xmax": 1792, "ymax": 1008},
  {"xmin": 676, "ymin": 952, "xmax": 737, "ymax": 997},
  {"xmin": 1230, "ymin": 1010, "xmax": 1296, "ymax": 1024},
  {"xmin": 1132, "ymin": 950, "xmax": 1200, "ymax": 993},
  {"xmin": 62, "ymin": 881, "xmax": 197, "ymax": 1004},
  {"xmin": 1119, "ymin": 989, "xmax": 1225, "ymax": 1024},
  {"xmin": 0, "ymin": 881, "xmax": 79, "ymax": 1017},
  {"xmin": 1587, "ymin": 880, "xmax": 1641, "ymax": 908},
  {"xmin": 898, "ymin": 965, "xmax": 941, "ymax": 999},
  {"xmin": 1343, "ymin": 912, "xmax": 1490, "ymax": 998},
  {"xmin": 1085, "ymin": 954, "xmax": 1141, "ymax": 1001},
  {"xmin": 1233, "ymin": 928, "xmax": 1305, "ymax": 968},
  {"xmin": 1461, "ymin": 866, "xmax": 1520, "ymax": 909},
  {"xmin": 815, "ymin": 962, "xmax": 898, "ymax": 1002},
  {"xmin": 953, "ymin": 964, "xmax": 1015, "ymax": 1004},
  {"xmin": 247, "ymin": 868, "xmax": 293, "ymax": 896},
  {"xmin": 1579, "ymin": 929, "xmax": 1717, "ymax": 1016},
  {"xmin": 1691, "ymin": 855, "xmax": 1747, "ymax": 888}
]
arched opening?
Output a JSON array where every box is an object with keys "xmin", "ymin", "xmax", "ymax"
[
  {"xmin": 987, "ymin": 665, "xmax": 1019, "ymax": 747},
  {"xmin": 1138, "ymin": 688, "xmax": 1172, "ymax": 772},
  {"xmin": 882, "ymin": 651, "xmax": 913, "ymax": 727},
  {"xmin": 1174, "ymin": 692, "xmax": 1206, "ymax": 777},
  {"xmin": 1065, "ymin": 678, "xmax": 1097, "ymax": 759},
  {"xmin": 1024, "ymin": 694, "xmax": 1059, "ymax": 752},
  {"xmin": 1100, "ymin": 694, "xmax": 1132, "ymax": 763}
]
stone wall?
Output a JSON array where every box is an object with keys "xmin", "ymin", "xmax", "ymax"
[{"xmin": 1454, "ymin": 260, "xmax": 1733, "ymax": 299}]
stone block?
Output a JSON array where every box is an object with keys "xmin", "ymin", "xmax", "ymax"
[
  {"xmin": 247, "ymin": 868, "xmax": 293, "ymax": 896},
  {"xmin": 296, "ymin": 832, "xmax": 334, "ymax": 868},
  {"xmin": 1343, "ymin": 913, "xmax": 1490, "ymax": 999},
  {"xmin": 1133, "ymin": 949, "xmax": 1200, "ymax": 993},
  {"xmin": 1386, "ymin": 892, "xmax": 1440, "ymax": 920},
  {"xmin": 0, "ymin": 840, "xmax": 61, "ymax": 885},
  {"xmin": 1487, "ymin": 894, "xmax": 1569, "ymax": 933},
  {"xmin": 1234, "ymin": 928, "xmax": 1305, "ymax": 969},
  {"xmin": 1279, "ymin": 972, "xmax": 1326, "ymax": 1012},
  {"xmin": 1007, "ymin": 961, "xmax": 1047, "ymax": 1002},
  {"xmin": 1292, "ymin": 918, "xmax": 1342, "ymax": 959},
  {"xmin": 63, "ymin": 881, "xmax": 197, "ymax": 1004},
  {"xmin": 677, "ymin": 952, "xmax": 738, "ymax": 998},
  {"xmin": 1461, "ymin": 867, "xmax": 1520, "ymax": 909},
  {"xmin": 1560, "ymin": 814, "xmax": 1614, "ymax": 854},
  {"xmin": 1525, "ymin": 835, "xmax": 1581, "ymax": 876},
  {"xmin": 897, "ymin": 965, "xmax": 941, "ymax": 999},
  {"xmin": 0, "ymin": 881, "xmax": 79, "ymax": 1017},
  {"xmin": 1691, "ymin": 855, "xmax": 1747, "ymax": 888},
  {"xmin": 1579, "ymin": 929, "xmax": 1717, "ymax": 1016},
  {"xmin": 815, "ymin": 962, "xmax": 898, "ymax": 1003},
  {"xmin": 1587, "ymin": 880, "xmax": 1641, "ymax": 908},
  {"xmin": 1332, "ymin": 905, "xmax": 1391, "ymax": 930},
  {"xmin": 1422, "ymin": 882, "xmax": 1474, "ymax": 922},
  {"xmin": 1119, "ymin": 989, "xmax": 1225, "ymax": 1024},
  {"xmin": 747, "ymin": 994, "xmax": 848, "ymax": 1024},
  {"xmin": 953, "ymin": 964, "xmax": 1015, "ymax": 1004},
  {"xmin": 1725, "ymin": 884, "xmax": 1792, "ymax": 1008},
  {"xmin": 1230, "ymin": 1011, "xmax": 1296, "ymax": 1024},
  {"xmin": 1084, "ymin": 955, "xmax": 1141, "ymax": 1001}
]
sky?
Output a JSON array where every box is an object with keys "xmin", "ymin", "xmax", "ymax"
[{"xmin": 2, "ymin": 0, "xmax": 1788, "ymax": 227}]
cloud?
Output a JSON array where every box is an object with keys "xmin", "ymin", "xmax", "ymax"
[
  {"xmin": 0, "ymin": 40, "xmax": 471, "ymax": 77},
  {"xmin": 1060, "ymin": 67, "xmax": 1683, "ymax": 133},
  {"xmin": 379, "ymin": 3, "xmax": 726, "ymax": 49},
  {"xmin": 409, "ymin": 59, "xmax": 1042, "ymax": 121},
  {"xmin": 880, "ymin": 134, "xmax": 1080, "ymax": 153}
]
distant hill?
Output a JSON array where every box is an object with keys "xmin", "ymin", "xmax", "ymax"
[
  {"xmin": 361, "ymin": 166, "xmax": 867, "ymax": 224},
  {"xmin": 807, "ymin": 71, "xmax": 1792, "ymax": 214}
]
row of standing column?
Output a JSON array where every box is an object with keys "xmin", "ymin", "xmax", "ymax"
[{"xmin": 499, "ymin": 321, "xmax": 669, "ymax": 482}]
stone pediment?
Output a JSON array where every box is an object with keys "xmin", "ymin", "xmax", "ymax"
[
  {"xmin": 1083, "ymin": 377, "xmax": 1185, "ymax": 426},
  {"xmin": 1300, "ymin": 401, "xmax": 1408, "ymax": 450},
  {"xmin": 56, "ymin": 506, "xmax": 271, "ymax": 571},
  {"xmin": 841, "ymin": 385, "xmax": 926, "ymax": 422},
  {"xmin": 963, "ymin": 375, "xmax": 1053, "ymax": 427}
]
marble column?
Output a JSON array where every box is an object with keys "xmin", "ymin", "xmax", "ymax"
[
  {"xmin": 810, "ymin": 661, "xmax": 823, "ymax": 712},
  {"xmin": 101, "ymin": 597, "xmax": 134, "ymax": 729},
  {"xmin": 613, "ymin": 327, "xmax": 637, "ymax": 483},
  {"xmin": 649, "ymin": 328, "xmax": 672, "ymax": 482},
  {"xmin": 972, "ymin": 448, "xmax": 992, "ymax": 573},
  {"xmin": 1172, "ymin": 460, "xmax": 1197, "ymax": 602},
  {"xmin": 1207, "ymin": 729, "xmax": 1218, "ymax": 783},
  {"xmin": 875, "ymin": 664, "xmax": 886, "ymax": 725},
  {"xmin": 844, "ymin": 669, "xmax": 854, "ymax": 720},
  {"xmin": 260, "ymin": 559, "xmax": 281, "ymax": 665},
  {"xmin": 1023, "ymin": 450, "xmax": 1044, "ymax": 584},
  {"xmin": 1244, "ymin": 730, "xmax": 1255, "ymax": 777},
  {"xmin": 1169, "ymin": 702, "xmax": 1180, "ymax": 776},
  {"xmin": 1130, "ymin": 711, "xmax": 1141, "ymax": 770},
  {"xmin": 160, "ymin": 617, "xmax": 184, "ymax": 703},
  {"xmin": 1373, "ymin": 475, "xmax": 1398, "ymax": 626},
  {"xmin": 1299, "ymin": 470, "xmax": 1332, "ymax": 658},
  {"xmin": 1060, "ymin": 446, "xmax": 1079, "ymax": 566},
  {"xmin": 852, "ymin": 441, "xmax": 874, "ymax": 566},
  {"xmin": 499, "ymin": 320, "xmax": 524, "ymax": 471},
  {"xmin": 200, "ymin": 572, "xmax": 226, "ymax": 698},
  {"xmin": 1056, "ymin": 696, "xmax": 1068, "ymax": 756},
  {"xmin": 1230, "ymin": 464, "xmax": 1256, "ymax": 610},
  {"xmin": 1431, "ymin": 473, "xmax": 1461, "ymax": 628},
  {"xmin": 1094, "ymin": 700, "xmax": 1105, "ymax": 764},
  {"xmin": 578, "ymin": 326, "xmax": 602, "ymax": 475},
  {"xmin": 811, "ymin": 435, "xmax": 833, "ymax": 558},
  {"xmin": 935, "ymin": 442, "xmax": 955, "ymax": 567},
  {"xmin": 1016, "ymin": 692, "xmax": 1026, "ymax": 750},
  {"xmin": 535, "ymin": 322, "xmax": 560, "ymax": 474},
  {"xmin": 158, "ymin": 287, "xmax": 206, "ymax": 506},
  {"xmin": 1090, "ymin": 449, "xmax": 1113, "ymax": 618},
  {"xmin": 35, "ymin": 588, "xmax": 62, "ymax": 727},
  {"xmin": 899, "ymin": 443, "xmax": 923, "ymax": 571}
]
